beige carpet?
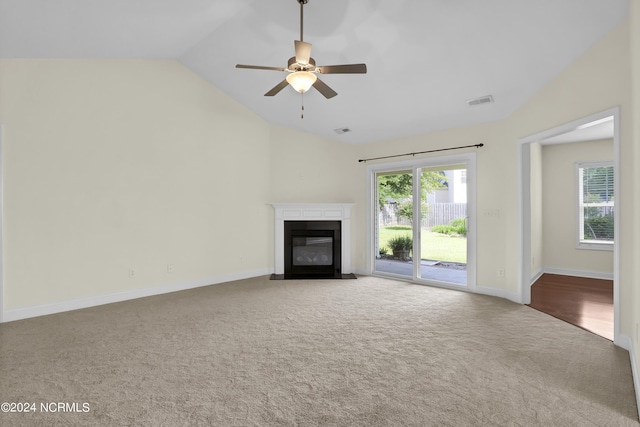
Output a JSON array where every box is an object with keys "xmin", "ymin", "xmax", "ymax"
[{"xmin": 0, "ymin": 275, "xmax": 638, "ymax": 426}]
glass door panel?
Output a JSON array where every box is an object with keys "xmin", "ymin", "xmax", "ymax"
[
  {"xmin": 416, "ymin": 166, "xmax": 467, "ymax": 285},
  {"xmin": 374, "ymin": 170, "xmax": 413, "ymax": 278}
]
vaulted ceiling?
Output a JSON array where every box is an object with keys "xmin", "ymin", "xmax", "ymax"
[{"xmin": 0, "ymin": 0, "xmax": 629, "ymax": 144}]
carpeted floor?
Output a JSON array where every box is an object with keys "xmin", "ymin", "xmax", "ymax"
[{"xmin": 1, "ymin": 275, "xmax": 638, "ymax": 426}]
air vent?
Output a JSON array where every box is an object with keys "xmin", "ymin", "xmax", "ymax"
[
  {"xmin": 334, "ymin": 127, "xmax": 351, "ymax": 134},
  {"xmin": 467, "ymin": 95, "xmax": 494, "ymax": 106}
]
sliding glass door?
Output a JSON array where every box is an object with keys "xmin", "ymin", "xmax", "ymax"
[{"xmin": 370, "ymin": 154, "xmax": 476, "ymax": 289}]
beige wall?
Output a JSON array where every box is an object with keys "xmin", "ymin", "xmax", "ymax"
[
  {"xmin": 0, "ymin": 59, "xmax": 274, "ymax": 309},
  {"xmin": 268, "ymin": 125, "xmax": 357, "ymax": 205},
  {"xmin": 541, "ymin": 140, "xmax": 614, "ymax": 275}
]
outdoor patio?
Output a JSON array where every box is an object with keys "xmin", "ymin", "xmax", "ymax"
[{"xmin": 375, "ymin": 259, "xmax": 467, "ymax": 285}]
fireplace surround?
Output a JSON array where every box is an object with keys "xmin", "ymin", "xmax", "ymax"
[{"xmin": 271, "ymin": 203, "xmax": 356, "ymax": 279}]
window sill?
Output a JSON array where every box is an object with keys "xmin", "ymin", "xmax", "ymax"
[{"xmin": 577, "ymin": 241, "xmax": 614, "ymax": 251}]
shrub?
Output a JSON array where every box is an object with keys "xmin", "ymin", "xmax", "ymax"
[
  {"xmin": 432, "ymin": 217, "xmax": 467, "ymax": 236},
  {"xmin": 388, "ymin": 235, "xmax": 413, "ymax": 251},
  {"xmin": 584, "ymin": 216, "xmax": 614, "ymax": 240}
]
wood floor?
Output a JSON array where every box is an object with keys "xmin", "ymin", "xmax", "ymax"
[{"xmin": 528, "ymin": 273, "xmax": 613, "ymax": 341}]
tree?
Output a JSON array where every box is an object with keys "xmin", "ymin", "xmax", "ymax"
[
  {"xmin": 396, "ymin": 200, "xmax": 428, "ymax": 224},
  {"xmin": 377, "ymin": 173, "xmax": 412, "ymax": 208},
  {"xmin": 378, "ymin": 171, "xmax": 446, "ymax": 229},
  {"xmin": 377, "ymin": 171, "xmax": 447, "ymax": 209}
]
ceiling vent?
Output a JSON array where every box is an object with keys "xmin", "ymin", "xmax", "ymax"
[
  {"xmin": 467, "ymin": 95, "xmax": 494, "ymax": 107},
  {"xmin": 334, "ymin": 127, "xmax": 351, "ymax": 134}
]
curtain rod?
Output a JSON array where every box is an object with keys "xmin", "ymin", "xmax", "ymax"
[{"xmin": 358, "ymin": 143, "xmax": 484, "ymax": 163}]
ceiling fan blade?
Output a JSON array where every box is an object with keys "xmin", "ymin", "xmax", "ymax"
[
  {"xmin": 312, "ymin": 78, "xmax": 338, "ymax": 99},
  {"xmin": 264, "ymin": 79, "xmax": 290, "ymax": 96},
  {"xmin": 294, "ymin": 40, "xmax": 312, "ymax": 65},
  {"xmin": 316, "ymin": 64, "xmax": 367, "ymax": 74},
  {"xmin": 236, "ymin": 64, "xmax": 288, "ymax": 72}
]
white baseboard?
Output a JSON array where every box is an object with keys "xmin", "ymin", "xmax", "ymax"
[
  {"xmin": 616, "ymin": 334, "xmax": 640, "ymax": 419},
  {"xmin": 475, "ymin": 285, "xmax": 521, "ymax": 304},
  {"xmin": 632, "ymin": 343, "xmax": 640, "ymax": 420},
  {"xmin": 352, "ymin": 267, "xmax": 370, "ymax": 276},
  {"xmin": 543, "ymin": 267, "xmax": 613, "ymax": 280},
  {"xmin": 2, "ymin": 268, "xmax": 273, "ymax": 323},
  {"xmin": 530, "ymin": 269, "xmax": 544, "ymax": 285}
]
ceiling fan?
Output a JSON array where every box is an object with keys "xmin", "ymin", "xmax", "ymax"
[{"xmin": 236, "ymin": 0, "xmax": 367, "ymax": 101}]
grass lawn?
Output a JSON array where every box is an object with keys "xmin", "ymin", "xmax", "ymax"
[{"xmin": 379, "ymin": 225, "xmax": 467, "ymax": 264}]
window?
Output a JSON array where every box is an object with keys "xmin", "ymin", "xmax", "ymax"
[{"xmin": 577, "ymin": 161, "xmax": 614, "ymax": 250}]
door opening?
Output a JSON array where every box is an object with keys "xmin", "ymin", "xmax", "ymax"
[{"xmin": 518, "ymin": 107, "xmax": 620, "ymax": 344}]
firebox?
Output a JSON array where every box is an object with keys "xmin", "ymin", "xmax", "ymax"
[{"xmin": 283, "ymin": 220, "xmax": 341, "ymax": 279}]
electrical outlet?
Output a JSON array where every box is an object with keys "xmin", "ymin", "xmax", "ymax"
[
  {"xmin": 129, "ymin": 269, "xmax": 136, "ymax": 279},
  {"xmin": 167, "ymin": 264, "xmax": 174, "ymax": 274},
  {"xmin": 239, "ymin": 256, "xmax": 244, "ymax": 264},
  {"xmin": 497, "ymin": 268, "xmax": 505, "ymax": 277}
]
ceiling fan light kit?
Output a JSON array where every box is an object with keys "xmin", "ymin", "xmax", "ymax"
[
  {"xmin": 235, "ymin": 0, "xmax": 367, "ymax": 116},
  {"xmin": 286, "ymin": 71, "xmax": 317, "ymax": 94}
]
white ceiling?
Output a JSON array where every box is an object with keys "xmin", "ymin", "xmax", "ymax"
[{"xmin": 0, "ymin": 0, "xmax": 629, "ymax": 144}]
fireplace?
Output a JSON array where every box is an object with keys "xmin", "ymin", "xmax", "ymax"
[
  {"xmin": 271, "ymin": 203, "xmax": 356, "ymax": 280},
  {"xmin": 284, "ymin": 221, "xmax": 341, "ymax": 278}
]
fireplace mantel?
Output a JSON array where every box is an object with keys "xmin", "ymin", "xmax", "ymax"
[{"xmin": 272, "ymin": 203, "xmax": 354, "ymax": 276}]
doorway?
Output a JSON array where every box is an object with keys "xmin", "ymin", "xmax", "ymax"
[
  {"xmin": 518, "ymin": 107, "xmax": 620, "ymax": 343},
  {"xmin": 368, "ymin": 153, "xmax": 476, "ymax": 290}
]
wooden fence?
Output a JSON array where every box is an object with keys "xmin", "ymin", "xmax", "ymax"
[
  {"xmin": 426, "ymin": 203, "xmax": 467, "ymax": 227},
  {"xmin": 380, "ymin": 203, "xmax": 467, "ymax": 228}
]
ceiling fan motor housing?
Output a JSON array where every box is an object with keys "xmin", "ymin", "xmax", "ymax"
[{"xmin": 288, "ymin": 56, "xmax": 315, "ymax": 72}]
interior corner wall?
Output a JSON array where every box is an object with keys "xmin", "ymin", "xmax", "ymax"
[
  {"xmin": 268, "ymin": 125, "xmax": 358, "ymax": 205},
  {"xmin": 0, "ymin": 59, "xmax": 273, "ymax": 313},
  {"xmin": 268, "ymin": 125, "xmax": 361, "ymax": 269},
  {"xmin": 541, "ymin": 140, "xmax": 614, "ymax": 276}
]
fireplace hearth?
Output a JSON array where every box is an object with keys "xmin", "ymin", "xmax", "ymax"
[{"xmin": 271, "ymin": 203, "xmax": 356, "ymax": 280}]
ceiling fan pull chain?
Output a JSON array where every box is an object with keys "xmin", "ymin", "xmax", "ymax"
[{"xmin": 301, "ymin": 94, "xmax": 305, "ymax": 119}]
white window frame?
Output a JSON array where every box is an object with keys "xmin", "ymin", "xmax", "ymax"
[{"xmin": 576, "ymin": 160, "xmax": 614, "ymax": 251}]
